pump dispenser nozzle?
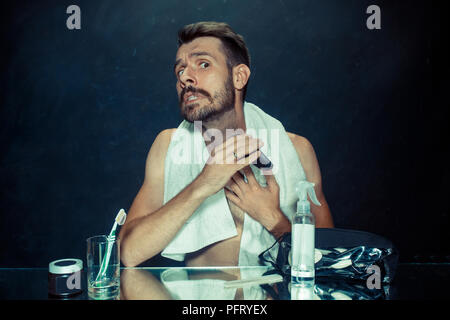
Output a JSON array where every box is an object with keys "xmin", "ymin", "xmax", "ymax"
[{"xmin": 295, "ymin": 181, "xmax": 321, "ymax": 214}]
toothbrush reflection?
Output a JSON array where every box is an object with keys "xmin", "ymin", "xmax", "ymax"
[
  {"xmin": 290, "ymin": 285, "xmax": 317, "ymax": 300},
  {"xmin": 120, "ymin": 267, "xmax": 277, "ymax": 300}
]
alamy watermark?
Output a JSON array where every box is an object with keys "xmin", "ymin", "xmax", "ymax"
[
  {"xmin": 169, "ymin": 121, "xmax": 280, "ymax": 173},
  {"xmin": 66, "ymin": 5, "xmax": 81, "ymax": 30},
  {"xmin": 366, "ymin": 5, "xmax": 381, "ymax": 30},
  {"xmin": 366, "ymin": 264, "xmax": 381, "ymax": 289},
  {"xmin": 66, "ymin": 270, "xmax": 81, "ymax": 290},
  {"xmin": 66, "ymin": 4, "xmax": 381, "ymax": 31}
]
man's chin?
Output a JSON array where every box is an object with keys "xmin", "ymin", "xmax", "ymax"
[
  {"xmin": 182, "ymin": 104, "xmax": 218, "ymax": 123},
  {"xmin": 181, "ymin": 104, "xmax": 200, "ymax": 122},
  {"xmin": 183, "ymin": 112, "xmax": 215, "ymax": 123}
]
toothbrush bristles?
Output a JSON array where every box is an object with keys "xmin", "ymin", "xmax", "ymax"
[{"xmin": 115, "ymin": 209, "xmax": 127, "ymax": 226}]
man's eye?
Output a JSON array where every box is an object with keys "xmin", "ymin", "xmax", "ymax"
[
  {"xmin": 200, "ymin": 62, "xmax": 209, "ymax": 68},
  {"xmin": 177, "ymin": 69, "xmax": 184, "ymax": 77}
]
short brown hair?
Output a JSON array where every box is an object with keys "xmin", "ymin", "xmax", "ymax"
[{"xmin": 177, "ymin": 21, "xmax": 251, "ymax": 101}]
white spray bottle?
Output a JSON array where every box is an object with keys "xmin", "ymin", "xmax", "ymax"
[{"xmin": 291, "ymin": 181, "xmax": 321, "ymax": 287}]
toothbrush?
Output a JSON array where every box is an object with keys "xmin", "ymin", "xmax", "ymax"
[
  {"xmin": 223, "ymin": 274, "xmax": 284, "ymax": 288},
  {"xmin": 95, "ymin": 209, "xmax": 127, "ymax": 284}
]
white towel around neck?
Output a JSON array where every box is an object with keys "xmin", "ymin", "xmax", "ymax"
[{"xmin": 161, "ymin": 101, "xmax": 306, "ymax": 265}]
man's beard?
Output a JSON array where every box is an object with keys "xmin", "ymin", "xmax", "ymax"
[{"xmin": 179, "ymin": 72, "xmax": 235, "ymax": 123}]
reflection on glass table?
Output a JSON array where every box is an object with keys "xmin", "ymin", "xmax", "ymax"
[{"xmin": 119, "ymin": 266, "xmax": 390, "ymax": 300}]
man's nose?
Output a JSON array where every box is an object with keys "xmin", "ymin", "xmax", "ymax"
[{"xmin": 179, "ymin": 67, "xmax": 197, "ymax": 88}]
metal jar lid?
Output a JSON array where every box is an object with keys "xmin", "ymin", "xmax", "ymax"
[{"xmin": 49, "ymin": 258, "xmax": 83, "ymax": 274}]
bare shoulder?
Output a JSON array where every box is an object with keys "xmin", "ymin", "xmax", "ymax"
[
  {"xmin": 144, "ymin": 128, "xmax": 176, "ymax": 179},
  {"xmin": 286, "ymin": 131, "xmax": 321, "ymax": 182},
  {"xmin": 286, "ymin": 132, "xmax": 314, "ymax": 155},
  {"xmin": 148, "ymin": 128, "xmax": 176, "ymax": 156},
  {"xmin": 154, "ymin": 128, "xmax": 177, "ymax": 148}
]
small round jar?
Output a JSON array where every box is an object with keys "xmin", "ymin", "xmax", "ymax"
[{"xmin": 48, "ymin": 258, "xmax": 83, "ymax": 298}]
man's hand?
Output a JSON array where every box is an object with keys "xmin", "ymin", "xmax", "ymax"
[
  {"xmin": 195, "ymin": 134, "xmax": 263, "ymax": 198},
  {"xmin": 224, "ymin": 166, "xmax": 290, "ymax": 236}
]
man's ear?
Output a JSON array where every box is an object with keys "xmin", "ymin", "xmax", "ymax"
[{"xmin": 232, "ymin": 64, "xmax": 251, "ymax": 90}]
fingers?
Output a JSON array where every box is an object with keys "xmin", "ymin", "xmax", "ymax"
[
  {"xmin": 234, "ymin": 136, "xmax": 264, "ymax": 164},
  {"xmin": 242, "ymin": 166, "xmax": 258, "ymax": 187},
  {"xmin": 231, "ymin": 171, "xmax": 247, "ymax": 190},
  {"xmin": 262, "ymin": 169, "xmax": 279, "ymax": 191},
  {"xmin": 210, "ymin": 134, "xmax": 243, "ymax": 157},
  {"xmin": 224, "ymin": 188, "xmax": 241, "ymax": 205},
  {"xmin": 226, "ymin": 178, "xmax": 243, "ymax": 197},
  {"xmin": 237, "ymin": 150, "xmax": 261, "ymax": 170},
  {"xmin": 209, "ymin": 134, "xmax": 264, "ymax": 165}
]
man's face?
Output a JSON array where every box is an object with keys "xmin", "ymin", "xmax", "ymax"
[{"xmin": 174, "ymin": 36, "xmax": 235, "ymax": 123}]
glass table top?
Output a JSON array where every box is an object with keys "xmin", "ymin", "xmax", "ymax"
[{"xmin": 0, "ymin": 263, "xmax": 449, "ymax": 300}]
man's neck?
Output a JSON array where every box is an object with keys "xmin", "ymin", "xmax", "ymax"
[{"xmin": 198, "ymin": 101, "xmax": 246, "ymax": 145}]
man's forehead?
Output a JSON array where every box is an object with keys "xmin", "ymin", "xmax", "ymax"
[{"xmin": 175, "ymin": 36, "xmax": 224, "ymax": 60}]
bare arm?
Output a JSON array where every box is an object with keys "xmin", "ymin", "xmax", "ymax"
[
  {"xmin": 287, "ymin": 133, "xmax": 334, "ymax": 228},
  {"xmin": 119, "ymin": 131, "xmax": 263, "ymax": 266},
  {"xmin": 119, "ymin": 129, "xmax": 211, "ymax": 266}
]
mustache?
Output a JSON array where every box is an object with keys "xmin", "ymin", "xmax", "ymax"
[{"xmin": 180, "ymin": 86, "xmax": 211, "ymax": 103}]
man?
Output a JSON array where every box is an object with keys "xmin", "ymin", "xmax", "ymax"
[{"xmin": 119, "ymin": 21, "xmax": 333, "ymax": 267}]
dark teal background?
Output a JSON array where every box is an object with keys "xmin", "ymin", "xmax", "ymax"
[{"xmin": 0, "ymin": 0, "xmax": 448, "ymax": 267}]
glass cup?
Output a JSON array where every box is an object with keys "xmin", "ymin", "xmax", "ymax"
[{"xmin": 86, "ymin": 235, "xmax": 120, "ymax": 300}]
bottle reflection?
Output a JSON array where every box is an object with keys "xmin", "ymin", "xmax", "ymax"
[{"xmin": 290, "ymin": 283, "xmax": 317, "ymax": 300}]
